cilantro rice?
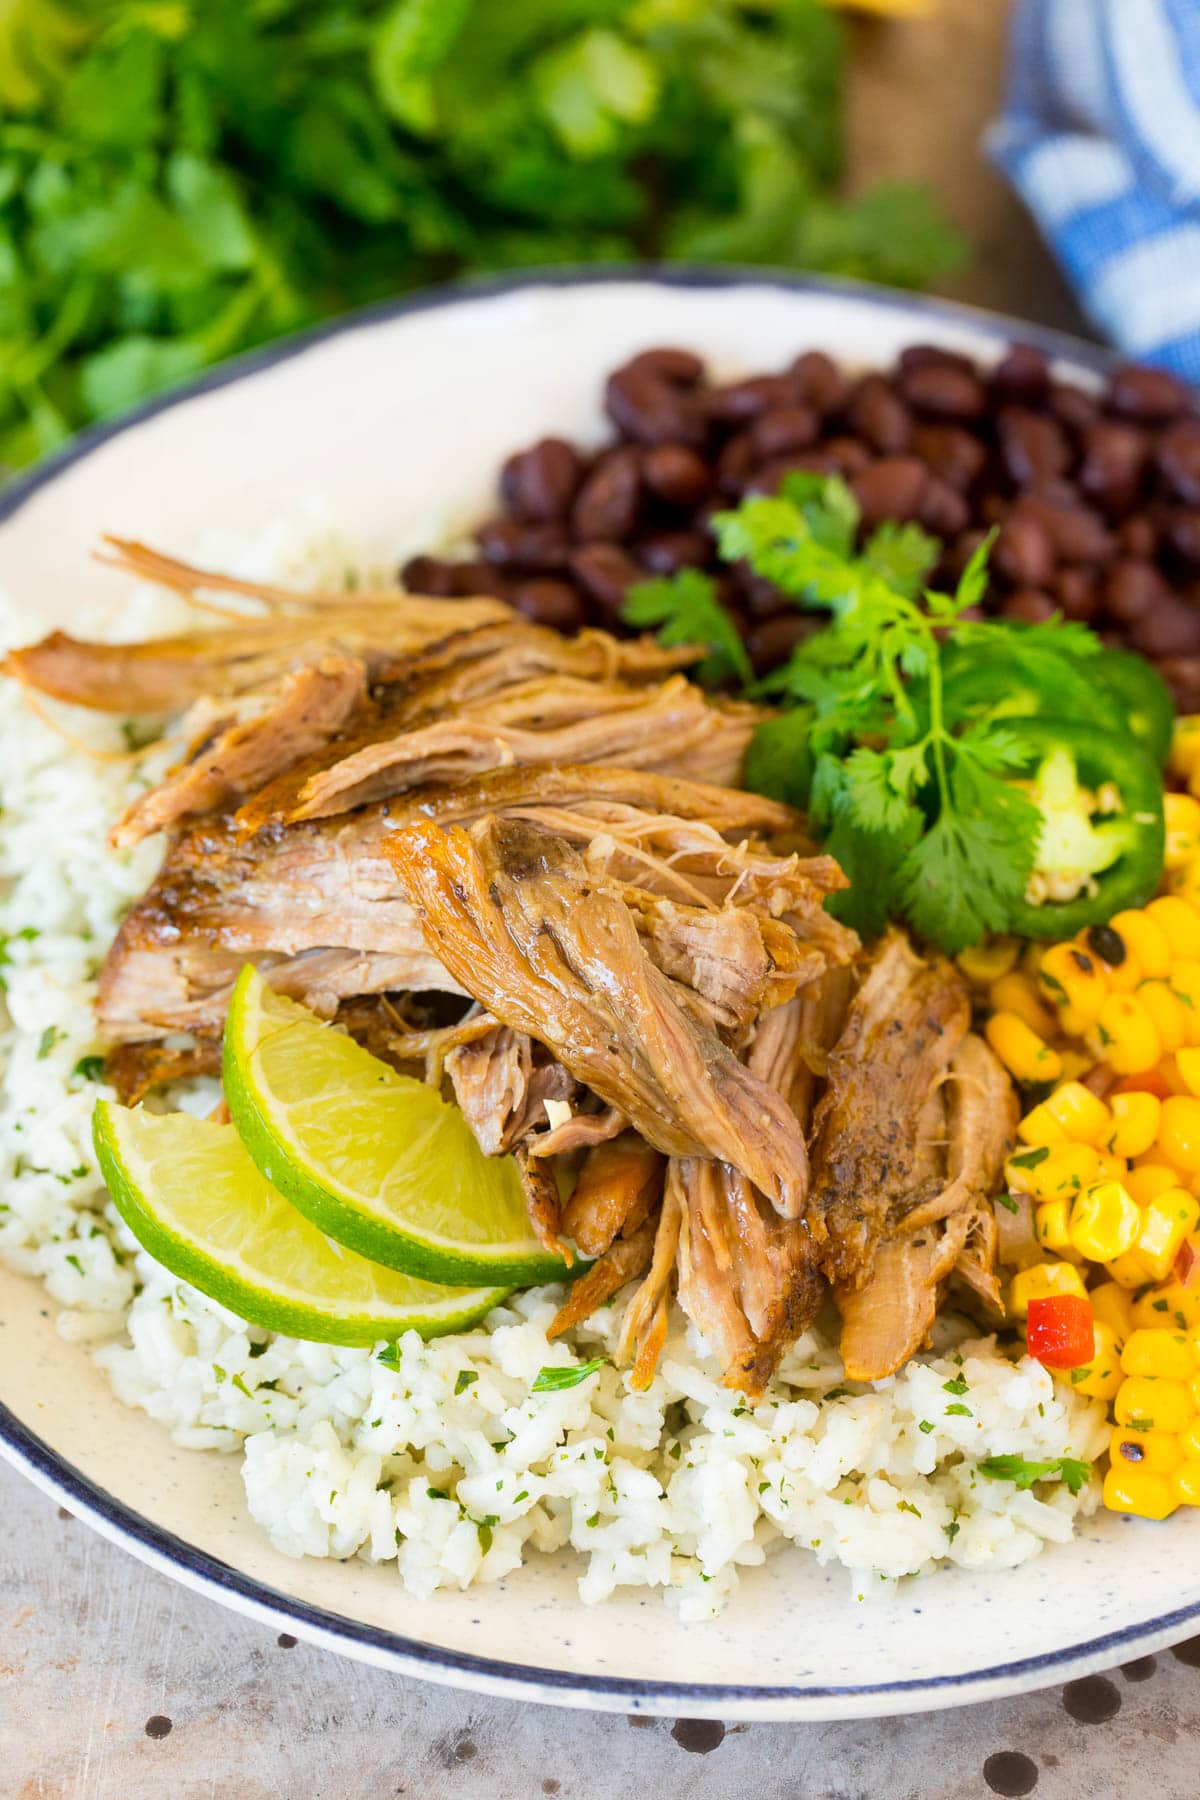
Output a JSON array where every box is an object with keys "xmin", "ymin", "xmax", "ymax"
[{"xmin": 0, "ymin": 527, "xmax": 1110, "ymax": 1619}]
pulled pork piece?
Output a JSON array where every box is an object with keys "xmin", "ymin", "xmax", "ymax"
[
  {"xmin": 247, "ymin": 673, "xmax": 763, "ymax": 823},
  {"xmin": 549, "ymin": 1213, "xmax": 660, "ymax": 1342},
  {"xmin": 110, "ymin": 655, "xmax": 367, "ymax": 847},
  {"xmin": 104, "ymin": 1038, "xmax": 221, "ymax": 1104},
  {"xmin": 837, "ymin": 1033, "xmax": 1017, "ymax": 1380},
  {"xmin": 386, "ymin": 816, "xmax": 815, "ymax": 1220},
  {"xmin": 561, "ymin": 1133, "xmax": 666, "ymax": 1259},
  {"xmin": 515, "ymin": 1145, "xmax": 569, "ymax": 1263},
  {"xmin": 809, "ymin": 930, "xmax": 971, "ymax": 1291},
  {"xmin": 445, "ymin": 1024, "xmax": 577, "ymax": 1158},
  {"xmin": 4, "ymin": 598, "xmax": 508, "ymax": 713},
  {"xmin": 617, "ymin": 1169, "xmax": 684, "ymax": 1389}
]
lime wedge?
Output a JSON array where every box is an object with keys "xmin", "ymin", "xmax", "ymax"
[
  {"xmin": 93, "ymin": 1101, "xmax": 509, "ymax": 1344},
  {"xmin": 222, "ymin": 965, "xmax": 568, "ymax": 1286}
]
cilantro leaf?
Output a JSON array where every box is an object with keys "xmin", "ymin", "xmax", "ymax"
[
  {"xmin": 861, "ymin": 520, "xmax": 939, "ymax": 598},
  {"xmin": 531, "ymin": 1357, "xmax": 608, "ymax": 1393},
  {"xmin": 977, "ymin": 1454, "xmax": 1092, "ymax": 1495},
  {"xmin": 622, "ymin": 570, "xmax": 752, "ymax": 691},
  {"xmin": 743, "ymin": 710, "xmax": 815, "ymax": 807}
]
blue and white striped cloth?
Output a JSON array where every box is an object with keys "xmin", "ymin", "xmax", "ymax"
[{"xmin": 990, "ymin": 0, "xmax": 1200, "ymax": 379}]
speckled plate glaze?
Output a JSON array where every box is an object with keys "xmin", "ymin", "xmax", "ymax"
[{"xmin": 2, "ymin": 270, "xmax": 1199, "ymax": 1721}]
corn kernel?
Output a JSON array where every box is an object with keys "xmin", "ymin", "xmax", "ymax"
[
  {"xmin": 1099, "ymin": 944, "xmax": 1146, "ymax": 995},
  {"xmin": 1157, "ymin": 1098, "xmax": 1200, "ymax": 1177},
  {"xmin": 1179, "ymin": 1418, "xmax": 1200, "ymax": 1461},
  {"xmin": 1009, "ymin": 1260, "xmax": 1087, "ymax": 1317},
  {"xmin": 1169, "ymin": 719, "xmax": 1200, "ymax": 782},
  {"xmin": 1121, "ymin": 1329, "xmax": 1198, "ymax": 1381},
  {"xmin": 1115, "ymin": 1375, "xmax": 1194, "ymax": 1433},
  {"xmin": 1137, "ymin": 981, "xmax": 1189, "ymax": 1055},
  {"xmin": 1035, "ymin": 1198, "xmax": 1078, "ymax": 1256},
  {"xmin": 989, "ymin": 976, "xmax": 1057, "ymax": 1040},
  {"xmin": 1097, "ymin": 992, "xmax": 1163, "ymax": 1075},
  {"xmin": 1055, "ymin": 1321, "xmax": 1123, "ymax": 1399},
  {"xmin": 1173, "ymin": 1462, "xmax": 1200, "ymax": 1505},
  {"xmin": 1153, "ymin": 1056, "xmax": 1192, "ymax": 1096},
  {"xmin": 1017, "ymin": 1102, "xmax": 1070, "ymax": 1149},
  {"xmin": 1147, "ymin": 896, "xmax": 1200, "ymax": 959},
  {"xmin": 986, "ymin": 1012, "xmax": 1063, "ymax": 1086},
  {"xmin": 1140, "ymin": 1191, "xmax": 1200, "ymax": 1283},
  {"xmin": 1041, "ymin": 1081, "xmax": 1112, "ymax": 1147},
  {"xmin": 1133, "ymin": 1279, "xmax": 1200, "ymax": 1333},
  {"xmin": 1108, "ymin": 1423, "xmax": 1183, "ymax": 1474},
  {"xmin": 1126, "ymin": 1164, "xmax": 1180, "ymax": 1206},
  {"xmin": 1069, "ymin": 1179, "xmax": 1142, "ymax": 1261},
  {"xmin": 1169, "ymin": 961, "xmax": 1200, "ymax": 1045},
  {"xmin": 1007, "ymin": 1143, "xmax": 1100, "ymax": 1205},
  {"xmin": 1092, "ymin": 1280, "xmax": 1136, "ymax": 1343},
  {"xmin": 1176, "ymin": 1047, "xmax": 1200, "ymax": 1098},
  {"xmin": 1111, "ymin": 910, "xmax": 1172, "ymax": 978},
  {"xmin": 956, "ymin": 938, "xmax": 1019, "ymax": 987},
  {"xmin": 1037, "ymin": 943, "xmax": 1108, "ymax": 1023},
  {"xmin": 1167, "ymin": 859, "xmax": 1200, "ymax": 907},
  {"xmin": 1107, "ymin": 1091, "xmax": 1161, "ymax": 1159},
  {"xmin": 1103, "ymin": 1463, "xmax": 1178, "ymax": 1518},
  {"xmin": 1165, "ymin": 793, "xmax": 1200, "ymax": 871}
]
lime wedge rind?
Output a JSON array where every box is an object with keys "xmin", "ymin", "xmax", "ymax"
[
  {"xmin": 93, "ymin": 1101, "xmax": 511, "ymax": 1346},
  {"xmin": 223, "ymin": 966, "xmax": 571, "ymax": 1288}
]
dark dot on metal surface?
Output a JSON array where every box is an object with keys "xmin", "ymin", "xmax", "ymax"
[
  {"xmin": 627, "ymin": 1715, "xmax": 654, "ymax": 1729},
  {"xmin": 276, "ymin": 1633, "xmax": 297, "ymax": 1649},
  {"xmin": 670, "ymin": 1719, "xmax": 726, "ymax": 1754},
  {"xmin": 57, "ymin": 1506, "xmax": 72, "ymax": 1520},
  {"xmin": 144, "ymin": 1716, "xmax": 173, "ymax": 1741},
  {"xmin": 982, "ymin": 1750, "xmax": 1038, "ymax": 1796},
  {"xmin": 1063, "ymin": 1675, "xmax": 1121, "ymax": 1723},
  {"xmin": 1122, "ymin": 1655, "xmax": 1157, "ymax": 1681},
  {"xmin": 1171, "ymin": 1633, "xmax": 1200, "ymax": 1667},
  {"xmin": 454, "ymin": 1740, "xmax": 478, "ymax": 1763}
]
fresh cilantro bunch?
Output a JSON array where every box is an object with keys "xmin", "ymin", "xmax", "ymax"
[
  {"xmin": 0, "ymin": 0, "xmax": 963, "ymax": 468},
  {"xmin": 624, "ymin": 473, "xmax": 1122, "ymax": 954}
]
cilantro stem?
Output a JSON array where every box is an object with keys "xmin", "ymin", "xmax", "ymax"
[{"xmin": 925, "ymin": 635, "xmax": 952, "ymax": 816}]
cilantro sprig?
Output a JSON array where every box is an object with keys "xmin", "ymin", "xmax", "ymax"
[
  {"xmin": 623, "ymin": 473, "xmax": 1123, "ymax": 954},
  {"xmin": 976, "ymin": 1453, "xmax": 1092, "ymax": 1495}
]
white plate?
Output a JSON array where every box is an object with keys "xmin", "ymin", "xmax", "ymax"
[{"xmin": 3, "ymin": 270, "xmax": 1198, "ymax": 1720}]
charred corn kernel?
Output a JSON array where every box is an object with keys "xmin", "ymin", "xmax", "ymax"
[
  {"xmin": 1108, "ymin": 1424, "xmax": 1183, "ymax": 1475},
  {"xmin": 986, "ymin": 1012, "xmax": 1063, "ymax": 1085},
  {"xmin": 956, "ymin": 938, "xmax": 1019, "ymax": 986},
  {"xmin": 1133, "ymin": 1279, "xmax": 1200, "ymax": 1332},
  {"xmin": 1172, "ymin": 1462, "xmax": 1200, "ymax": 1505},
  {"xmin": 1008, "ymin": 1260, "xmax": 1087, "ymax": 1317},
  {"xmin": 1111, "ymin": 909, "xmax": 1172, "ymax": 978},
  {"xmin": 1056, "ymin": 1321, "xmax": 1123, "ymax": 1399},
  {"xmin": 1126, "ymin": 1164, "xmax": 1180, "ymax": 1206},
  {"xmin": 1136, "ymin": 981, "xmax": 1189, "ymax": 1056},
  {"xmin": 1009, "ymin": 1143, "xmax": 1101, "ymax": 1204},
  {"xmin": 1017, "ymin": 1102, "xmax": 1071, "ymax": 1149},
  {"xmin": 1092, "ymin": 1280, "xmax": 1136, "ymax": 1344},
  {"xmin": 1107, "ymin": 1091, "xmax": 1161, "ymax": 1159},
  {"xmin": 1042, "ymin": 1081, "xmax": 1112, "ymax": 1146},
  {"xmin": 1169, "ymin": 718, "xmax": 1200, "ymax": 781},
  {"xmin": 1038, "ymin": 943, "xmax": 1109, "ymax": 1022},
  {"xmin": 1115, "ymin": 1375, "xmax": 1194, "ymax": 1433},
  {"xmin": 1168, "ymin": 960, "xmax": 1200, "ymax": 1045},
  {"xmin": 1098, "ymin": 992, "xmax": 1163, "ymax": 1075},
  {"xmin": 1103, "ymin": 1463, "xmax": 1178, "ymax": 1518},
  {"xmin": 1069, "ymin": 1179, "xmax": 1142, "ymax": 1261},
  {"xmin": 1121, "ymin": 1329, "xmax": 1198, "ymax": 1380},
  {"xmin": 989, "ymin": 975, "xmax": 1057, "ymax": 1040},
  {"xmin": 1035, "ymin": 1198, "xmax": 1079, "ymax": 1256},
  {"xmin": 1165, "ymin": 793, "xmax": 1200, "ymax": 870},
  {"xmin": 1157, "ymin": 1098, "xmax": 1200, "ymax": 1176},
  {"xmin": 1147, "ymin": 896, "xmax": 1200, "ymax": 959}
]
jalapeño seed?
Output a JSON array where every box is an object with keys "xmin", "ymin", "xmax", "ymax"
[{"xmin": 1088, "ymin": 923, "xmax": 1126, "ymax": 966}]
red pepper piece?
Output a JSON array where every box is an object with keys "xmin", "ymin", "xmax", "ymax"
[
  {"xmin": 1027, "ymin": 1293, "xmax": 1095, "ymax": 1368},
  {"xmin": 1175, "ymin": 1239, "xmax": 1199, "ymax": 1288}
]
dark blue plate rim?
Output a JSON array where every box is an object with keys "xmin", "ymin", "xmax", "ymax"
[{"xmin": 3, "ymin": 264, "xmax": 1191, "ymax": 1714}]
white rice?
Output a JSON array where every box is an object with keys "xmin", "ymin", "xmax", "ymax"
[{"xmin": 0, "ymin": 529, "xmax": 1111, "ymax": 1618}]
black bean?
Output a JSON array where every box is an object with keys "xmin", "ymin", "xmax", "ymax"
[
  {"xmin": 571, "ymin": 447, "xmax": 643, "ymax": 542},
  {"xmin": 991, "ymin": 344, "xmax": 1050, "ymax": 405},
  {"xmin": 605, "ymin": 351, "xmax": 706, "ymax": 448},
  {"xmin": 399, "ymin": 554, "xmax": 461, "ymax": 597},
  {"xmin": 1049, "ymin": 382, "xmax": 1101, "ymax": 435},
  {"xmin": 746, "ymin": 612, "xmax": 819, "ymax": 675},
  {"xmin": 822, "ymin": 435, "xmax": 874, "ymax": 478},
  {"xmin": 898, "ymin": 362, "xmax": 988, "ymax": 422},
  {"xmin": 789, "ymin": 350, "xmax": 849, "ymax": 415},
  {"xmin": 476, "ymin": 519, "xmax": 570, "ymax": 571},
  {"xmin": 500, "ymin": 437, "xmax": 585, "ymax": 522},
  {"xmin": 444, "ymin": 559, "xmax": 514, "ymax": 600},
  {"xmin": 1157, "ymin": 418, "xmax": 1200, "ymax": 504},
  {"xmin": 992, "ymin": 515, "xmax": 1055, "ymax": 588},
  {"xmin": 998, "ymin": 407, "xmax": 1072, "ymax": 486},
  {"xmin": 912, "ymin": 424, "xmax": 988, "ymax": 493},
  {"xmin": 1077, "ymin": 420, "xmax": 1148, "ymax": 516},
  {"xmin": 1103, "ymin": 560, "xmax": 1168, "ymax": 622},
  {"xmin": 851, "ymin": 456, "xmax": 927, "ymax": 526},
  {"xmin": 568, "ymin": 543, "xmax": 643, "ymax": 615},
  {"xmin": 748, "ymin": 405, "xmax": 819, "ymax": 460},
  {"xmin": 635, "ymin": 529, "xmax": 713, "ymax": 574},
  {"xmin": 917, "ymin": 473, "xmax": 970, "ymax": 537},
  {"xmin": 1165, "ymin": 509, "xmax": 1200, "ymax": 567},
  {"xmin": 1016, "ymin": 495, "xmax": 1115, "ymax": 564},
  {"xmin": 641, "ymin": 444, "xmax": 710, "ymax": 509},
  {"xmin": 1002, "ymin": 588, "xmax": 1057, "ymax": 622},
  {"xmin": 845, "ymin": 375, "xmax": 913, "ymax": 454},
  {"xmin": 1053, "ymin": 566, "xmax": 1100, "ymax": 622},
  {"xmin": 513, "ymin": 578, "xmax": 586, "ymax": 631},
  {"xmin": 1128, "ymin": 592, "xmax": 1200, "ymax": 656},
  {"xmin": 1109, "ymin": 361, "xmax": 1189, "ymax": 423},
  {"xmin": 897, "ymin": 343, "xmax": 979, "ymax": 378},
  {"xmin": 705, "ymin": 374, "xmax": 795, "ymax": 425}
]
